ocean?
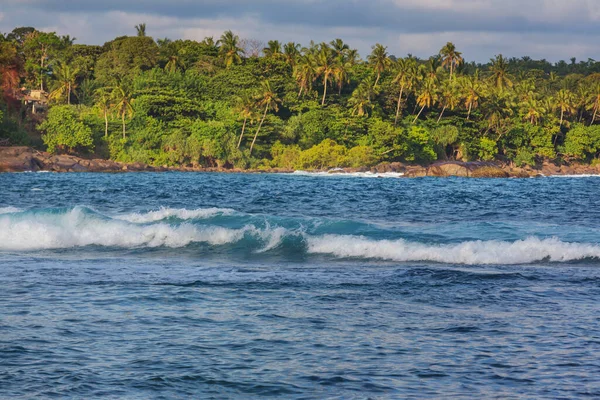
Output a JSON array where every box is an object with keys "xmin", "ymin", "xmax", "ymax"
[{"xmin": 1, "ymin": 172, "xmax": 599, "ymax": 398}]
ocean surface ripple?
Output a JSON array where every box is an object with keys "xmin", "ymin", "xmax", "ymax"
[{"xmin": 1, "ymin": 172, "xmax": 600, "ymax": 399}]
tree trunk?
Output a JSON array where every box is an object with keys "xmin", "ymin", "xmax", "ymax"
[
  {"xmin": 67, "ymin": 82, "xmax": 71, "ymax": 105},
  {"xmin": 122, "ymin": 112, "xmax": 126, "ymax": 140},
  {"xmin": 321, "ymin": 75, "xmax": 328, "ymax": 106},
  {"xmin": 592, "ymin": 103, "xmax": 598, "ymax": 126},
  {"xmin": 250, "ymin": 104, "xmax": 269, "ymax": 154},
  {"xmin": 560, "ymin": 108, "xmax": 564, "ymax": 125},
  {"xmin": 298, "ymin": 86, "xmax": 303, "ymax": 97},
  {"xmin": 467, "ymin": 103, "xmax": 473, "ymax": 120},
  {"xmin": 104, "ymin": 110, "xmax": 108, "ymax": 138},
  {"xmin": 237, "ymin": 117, "xmax": 247, "ymax": 148},
  {"xmin": 413, "ymin": 105, "xmax": 426, "ymax": 124},
  {"xmin": 40, "ymin": 48, "xmax": 45, "ymax": 91},
  {"xmin": 437, "ymin": 106, "xmax": 447, "ymax": 123},
  {"xmin": 450, "ymin": 63, "xmax": 453, "ymax": 81},
  {"xmin": 394, "ymin": 85, "xmax": 404, "ymax": 127},
  {"xmin": 374, "ymin": 73, "xmax": 380, "ymax": 87}
]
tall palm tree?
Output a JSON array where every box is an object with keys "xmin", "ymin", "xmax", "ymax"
[
  {"xmin": 112, "ymin": 82, "xmax": 135, "ymax": 139},
  {"xmin": 94, "ymin": 87, "xmax": 113, "ymax": 138},
  {"xmin": 413, "ymin": 78, "xmax": 438, "ymax": 123},
  {"xmin": 554, "ymin": 89, "xmax": 575, "ymax": 125},
  {"xmin": 461, "ymin": 73, "xmax": 483, "ymax": 120},
  {"xmin": 489, "ymin": 54, "xmax": 513, "ymax": 91},
  {"xmin": 437, "ymin": 81, "xmax": 461, "ymax": 122},
  {"xmin": 392, "ymin": 58, "xmax": 418, "ymax": 126},
  {"xmin": 588, "ymin": 84, "xmax": 600, "ymax": 125},
  {"xmin": 283, "ymin": 42, "xmax": 301, "ymax": 67},
  {"xmin": 135, "ymin": 23, "xmax": 147, "ymax": 37},
  {"xmin": 49, "ymin": 61, "xmax": 80, "ymax": 105},
  {"xmin": 217, "ymin": 30, "xmax": 244, "ymax": 68},
  {"xmin": 314, "ymin": 43, "xmax": 337, "ymax": 105},
  {"xmin": 368, "ymin": 43, "xmax": 391, "ymax": 87},
  {"xmin": 348, "ymin": 78, "xmax": 378, "ymax": 117},
  {"xmin": 330, "ymin": 38, "xmax": 350, "ymax": 59},
  {"xmin": 294, "ymin": 54, "xmax": 316, "ymax": 97},
  {"xmin": 263, "ymin": 40, "xmax": 283, "ymax": 59},
  {"xmin": 234, "ymin": 93, "xmax": 256, "ymax": 148},
  {"xmin": 520, "ymin": 97, "xmax": 546, "ymax": 125},
  {"xmin": 250, "ymin": 81, "xmax": 281, "ymax": 154},
  {"xmin": 165, "ymin": 55, "xmax": 185, "ymax": 74},
  {"xmin": 440, "ymin": 42, "xmax": 463, "ymax": 81}
]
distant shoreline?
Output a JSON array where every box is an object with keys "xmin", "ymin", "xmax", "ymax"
[{"xmin": 2, "ymin": 146, "xmax": 600, "ymax": 178}]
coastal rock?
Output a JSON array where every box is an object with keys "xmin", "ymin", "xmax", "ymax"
[
  {"xmin": 404, "ymin": 166, "xmax": 428, "ymax": 177},
  {"xmin": 426, "ymin": 162, "xmax": 508, "ymax": 178},
  {"xmin": 0, "ymin": 146, "xmax": 39, "ymax": 172}
]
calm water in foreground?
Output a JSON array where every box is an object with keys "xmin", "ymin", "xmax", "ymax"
[{"xmin": 1, "ymin": 172, "xmax": 600, "ymax": 399}]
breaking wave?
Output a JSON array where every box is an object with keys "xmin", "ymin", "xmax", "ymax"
[{"xmin": 1, "ymin": 206, "xmax": 600, "ymax": 265}]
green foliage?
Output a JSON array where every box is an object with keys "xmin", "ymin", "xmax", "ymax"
[
  {"xmin": 562, "ymin": 124, "xmax": 600, "ymax": 160},
  {"xmin": 514, "ymin": 149, "xmax": 535, "ymax": 167},
  {"xmin": 478, "ymin": 137, "xmax": 498, "ymax": 161},
  {"xmin": 38, "ymin": 106, "xmax": 94, "ymax": 153}
]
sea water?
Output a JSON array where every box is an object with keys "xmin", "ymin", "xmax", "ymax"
[{"xmin": 1, "ymin": 172, "xmax": 599, "ymax": 398}]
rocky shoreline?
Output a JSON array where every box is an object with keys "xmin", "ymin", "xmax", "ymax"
[{"xmin": 1, "ymin": 146, "xmax": 599, "ymax": 177}]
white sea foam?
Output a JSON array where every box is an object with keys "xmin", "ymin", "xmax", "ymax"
[
  {"xmin": 0, "ymin": 206, "xmax": 22, "ymax": 214},
  {"xmin": 306, "ymin": 235, "xmax": 600, "ymax": 265},
  {"xmin": 116, "ymin": 207, "xmax": 236, "ymax": 223},
  {"xmin": 549, "ymin": 174, "xmax": 600, "ymax": 178},
  {"xmin": 0, "ymin": 207, "xmax": 249, "ymax": 250},
  {"xmin": 292, "ymin": 170, "xmax": 404, "ymax": 178}
]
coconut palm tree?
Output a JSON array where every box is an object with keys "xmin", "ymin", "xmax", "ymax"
[
  {"xmin": 250, "ymin": 81, "xmax": 281, "ymax": 154},
  {"xmin": 489, "ymin": 54, "xmax": 513, "ymax": 91},
  {"xmin": 440, "ymin": 42, "xmax": 463, "ymax": 81},
  {"xmin": 263, "ymin": 40, "xmax": 283, "ymax": 59},
  {"xmin": 165, "ymin": 55, "xmax": 185, "ymax": 74},
  {"xmin": 112, "ymin": 82, "xmax": 135, "ymax": 139},
  {"xmin": 554, "ymin": 89, "xmax": 575, "ymax": 125},
  {"xmin": 330, "ymin": 38, "xmax": 350, "ymax": 59},
  {"xmin": 461, "ymin": 73, "xmax": 483, "ymax": 120},
  {"xmin": 348, "ymin": 78, "xmax": 378, "ymax": 117},
  {"xmin": 437, "ymin": 81, "xmax": 461, "ymax": 122},
  {"xmin": 283, "ymin": 42, "xmax": 301, "ymax": 67},
  {"xmin": 413, "ymin": 78, "xmax": 438, "ymax": 123},
  {"xmin": 392, "ymin": 58, "xmax": 418, "ymax": 126},
  {"xmin": 135, "ymin": 23, "xmax": 146, "ymax": 37},
  {"xmin": 368, "ymin": 43, "xmax": 391, "ymax": 87},
  {"xmin": 314, "ymin": 43, "xmax": 337, "ymax": 105},
  {"xmin": 234, "ymin": 93, "xmax": 256, "ymax": 148},
  {"xmin": 520, "ymin": 97, "xmax": 546, "ymax": 125},
  {"xmin": 294, "ymin": 54, "xmax": 316, "ymax": 97},
  {"xmin": 217, "ymin": 30, "xmax": 244, "ymax": 68},
  {"xmin": 94, "ymin": 87, "xmax": 113, "ymax": 138},
  {"xmin": 49, "ymin": 61, "xmax": 80, "ymax": 105}
]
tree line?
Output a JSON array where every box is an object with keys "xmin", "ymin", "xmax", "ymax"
[{"xmin": 2, "ymin": 25, "xmax": 600, "ymax": 169}]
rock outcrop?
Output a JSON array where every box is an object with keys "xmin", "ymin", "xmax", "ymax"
[{"xmin": 426, "ymin": 162, "xmax": 509, "ymax": 178}]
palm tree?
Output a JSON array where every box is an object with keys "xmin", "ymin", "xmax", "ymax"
[
  {"xmin": 165, "ymin": 55, "xmax": 185, "ymax": 74},
  {"xmin": 461, "ymin": 73, "xmax": 483, "ymax": 120},
  {"xmin": 250, "ymin": 81, "xmax": 281, "ymax": 154},
  {"xmin": 263, "ymin": 40, "xmax": 283, "ymax": 59},
  {"xmin": 294, "ymin": 54, "xmax": 316, "ymax": 97},
  {"xmin": 588, "ymin": 84, "xmax": 600, "ymax": 125},
  {"xmin": 283, "ymin": 42, "xmax": 301, "ymax": 67},
  {"xmin": 49, "ymin": 61, "xmax": 80, "ymax": 105},
  {"xmin": 392, "ymin": 58, "xmax": 418, "ymax": 126},
  {"xmin": 330, "ymin": 38, "xmax": 350, "ymax": 59},
  {"xmin": 489, "ymin": 55, "xmax": 513, "ymax": 91},
  {"xmin": 413, "ymin": 78, "xmax": 438, "ymax": 123},
  {"xmin": 217, "ymin": 30, "xmax": 244, "ymax": 68},
  {"xmin": 94, "ymin": 87, "xmax": 113, "ymax": 138},
  {"xmin": 348, "ymin": 78, "xmax": 378, "ymax": 117},
  {"xmin": 520, "ymin": 97, "xmax": 546, "ymax": 125},
  {"xmin": 368, "ymin": 43, "xmax": 391, "ymax": 86},
  {"xmin": 314, "ymin": 43, "xmax": 337, "ymax": 105},
  {"xmin": 135, "ymin": 23, "xmax": 146, "ymax": 37},
  {"xmin": 554, "ymin": 89, "xmax": 575, "ymax": 125},
  {"xmin": 112, "ymin": 82, "xmax": 135, "ymax": 139},
  {"xmin": 234, "ymin": 93, "xmax": 256, "ymax": 148},
  {"xmin": 440, "ymin": 42, "xmax": 463, "ymax": 81},
  {"xmin": 437, "ymin": 81, "xmax": 461, "ymax": 122}
]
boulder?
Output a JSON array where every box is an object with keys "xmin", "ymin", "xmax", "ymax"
[
  {"xmin": 427, "ymin": 161, "xmax": 508, "ymax": 178},
  {"xmin": 404, "ymin": 166, "xmax": 428, "ymax": 177},
  {"xmin": 0, "ymin": 147, "xmax": 38, "ymax": 172}
]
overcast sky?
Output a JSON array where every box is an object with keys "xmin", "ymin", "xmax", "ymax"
[{"xmin": 1, "ymin": 0, "xmax": 599, "ymax": 62}]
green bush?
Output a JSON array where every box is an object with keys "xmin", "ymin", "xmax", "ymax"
[{"xmin": 38, "ymin": 106, "xmax": 94, "ymax": 153}]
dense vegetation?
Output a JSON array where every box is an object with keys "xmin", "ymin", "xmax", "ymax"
[{"xmin": 3, "ymin": 25, "xmax": 600, "ymax": 169}]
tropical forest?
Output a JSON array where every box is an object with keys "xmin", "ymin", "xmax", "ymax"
[{"xmin": 2, "ymin": 25, "xmax": 600, "ymax": 170}]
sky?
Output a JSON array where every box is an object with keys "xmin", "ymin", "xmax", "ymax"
[{"xmin": 1, "ymin": 0, "xmax": 599, "ymax": 63}]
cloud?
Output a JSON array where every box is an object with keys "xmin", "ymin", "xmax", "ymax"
[{"xmin": 1, "ymin": 0, "xmax": 599, "ymax": 62}]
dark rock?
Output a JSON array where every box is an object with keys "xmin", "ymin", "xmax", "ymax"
[{"xmin": 427, "ymin": 161, "xmax": 507, "ymax": 178}]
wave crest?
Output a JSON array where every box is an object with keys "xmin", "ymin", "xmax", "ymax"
[
  {"xmin": 306, "ymin": 235, "xmax": 600, "ymax": 265},
  {"xmin": 116, "ymin": 207, "xmax": 235, "ymax": 223}
]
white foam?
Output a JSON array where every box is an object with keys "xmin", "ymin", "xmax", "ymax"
[
  {"xmin": 116, "ymin": 207, "xmax": 236, "ymax": 223},
  {"xmin": 292, "ymin": 170, "xmax": 404, "ymax": 178},
  {"xmin": 0, "ymin": 206, "xmax": 22, "ymax": 214},
  {"xmin": 306, "ymin": 235, "xmax": 600, "ymax": 265},
  {"xmin": 0, "ymin": 207, "xmax": 248, "ymax": 250},
  {"xmin": 549, "ymin": 174, "xmax": 600, "ymax": 178}
]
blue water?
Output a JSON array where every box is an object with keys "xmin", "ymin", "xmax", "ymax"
[{"xmin": 1, "ymin": 173, "xmax": 600, "ymax": 399}]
